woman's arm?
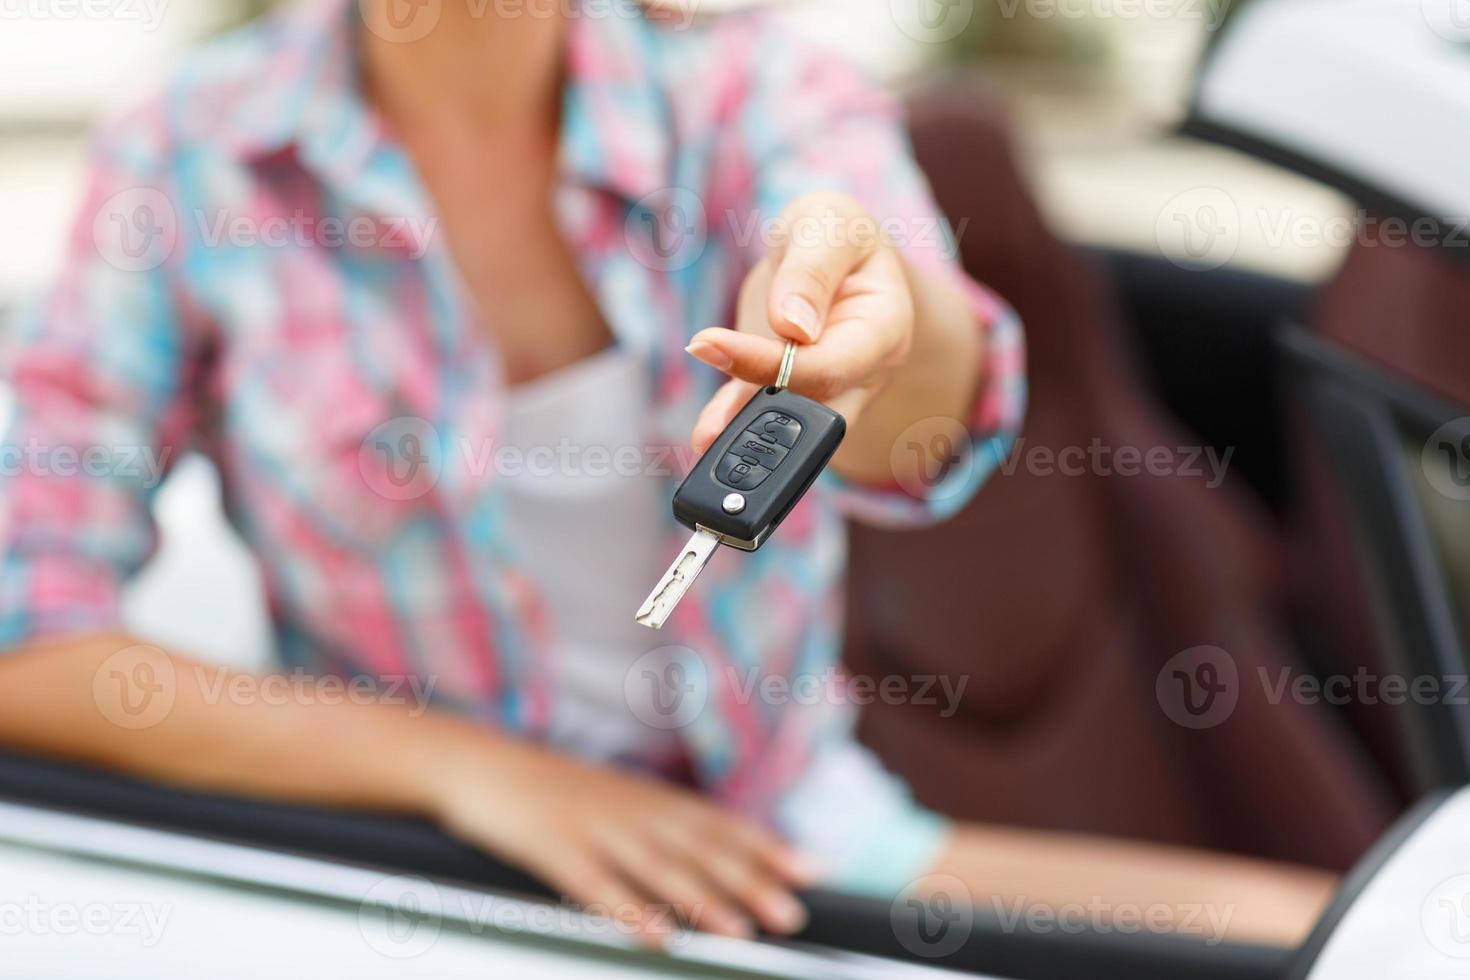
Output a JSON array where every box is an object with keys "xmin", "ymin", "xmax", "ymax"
[
  {"xmin": 0, "ymin": 633, "xmax": 812, "ymax": 943},
  {"xmin": 932, "ymin": 824, "xmax": 1338, "ymax": 949},
  {"xmin": 0, "ymin": 632, "xmax": 460, "ymax": 812}
]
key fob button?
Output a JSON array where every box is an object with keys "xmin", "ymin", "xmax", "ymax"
[
  {"xmin": 749, "ymin": 412, "xmax": 802, "ymax": 448},
  {"xmin": 731, "ymin": 433, "xmax": 789, "ymax": 468},
  {"xmin": 717, "ymin": 453, "xmax": 772, "ymax": 491}
]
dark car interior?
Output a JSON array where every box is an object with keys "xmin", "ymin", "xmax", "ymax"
[{"xmin": 3, "ymin": 8, "xmax": 1467, "ymax": 980}]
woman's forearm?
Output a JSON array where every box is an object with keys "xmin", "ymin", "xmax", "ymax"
[
  {"xmin": 932, "ymin": 824, "xmax": 1338, "ymax": 949},
  {"xmin": 830, "ymin": 260, "xmax": 985, "ymax": 487},
  {"xmin": 0, "ymin": 632, "xmax": 487, "ymax": 815},
  {"xmin": 0, "ymin": 632, "xmax": 818, "ymax": 942}
]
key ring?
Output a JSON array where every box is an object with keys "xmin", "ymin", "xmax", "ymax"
[{"xmin": 774, "ymin": 340, "xmax": 798, "ymax": 391}]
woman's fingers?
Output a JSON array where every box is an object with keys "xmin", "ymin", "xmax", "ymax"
[
  {"xmin": 712, "ymin": 813, "xmax": 819, "ymax": 889},
  {"xmin": 596, "ymin": 828, "xmax": 755, "ymax": 938},
  {"xmin": 764, "ymin": 192, "xmax": 875, "ymax": 344},
  {"xmin": 525, "ymin": 847, "xmax": 674, "ymax": 947},
  {"xmin": 690, "ymin": 377, "xmax": 759, "ymax": 454},
  {"xmin": 687, "ymin": 326, "xmax": 878, "ymax": 403},
  {"xmin": 696, "ymin": 845, "xmax": 809, "ymax": 935},
  {"xmin": 653, "ymin": 815, "xmax": 812, "ymax": 936}
]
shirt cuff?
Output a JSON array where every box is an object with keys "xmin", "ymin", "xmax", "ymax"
[
  {"xmin": 821, "ymin": 275, "xmax": 1027, "ymax": 528},
  {"xmin": 827, "ymin": 805, "xmax": 953, "ymax": 900}
]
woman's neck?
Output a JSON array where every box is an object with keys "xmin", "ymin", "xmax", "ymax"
[{"xmin": 360, "ymin": 2, "xmax": 567, "ymax": 137}]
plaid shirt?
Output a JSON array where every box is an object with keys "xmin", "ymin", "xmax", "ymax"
[{"xmin": 0, "ymin": 0, "xmax": 1024, "ymax": 891}]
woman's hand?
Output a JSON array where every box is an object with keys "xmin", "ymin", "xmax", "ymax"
[
  {"xmin": 686, "ymin": 191, "xmax": 984, "ymax": 488},
  {"xmin": 687, "ymin": 191, "xmax": 916, "ymax": 451},
  {"xmin": 428, "ymin": 733, "xmax": 815, "ymax": 945}
]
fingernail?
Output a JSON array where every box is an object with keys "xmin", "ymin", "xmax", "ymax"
[
  {"xmin": 790, "ymin": 854, "xmax": 822, "ymax": 885},
  {"xmin": 685, "ymin": 341, "xmax": 733, "ymax": 371},
  {"xmin": 767, "ymin": 894, "xmax": 808, "ymax": 934},
  {"xmin": 713, "ymin": 912, "xmax": 754, "ymax": 939},
  {"xmin": 780, "ymin": 295, "xmax": 822, "ymax": 342}
]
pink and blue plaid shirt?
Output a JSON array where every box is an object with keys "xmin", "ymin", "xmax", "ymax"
[{"xmin": 1, "ymin": 0, "xmax": 1024, "ymax": 892}]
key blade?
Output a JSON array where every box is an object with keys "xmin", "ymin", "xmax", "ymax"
[{"xmin": 635, "ymin": 528, "xmax": 722, "ymax": 630}]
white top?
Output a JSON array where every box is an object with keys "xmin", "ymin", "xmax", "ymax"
[{"xmin": 498, "ymin": 348, "xmax": 683, "ymax": 770}]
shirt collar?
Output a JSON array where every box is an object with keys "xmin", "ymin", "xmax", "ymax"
[{"xmin": 224, "ymin": 0, "xmax": 674, "ymax": 208}]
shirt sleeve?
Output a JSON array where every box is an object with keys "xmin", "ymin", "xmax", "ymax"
[
  {"xmin": 736, "ymin": 20, "xmax": 1027, "ymax": 527},
  {"xmin": 0, "ymin": 112, "xmax": 196, "ymax": 649},
  {"xmin": 773, "ymin": 718, "xmax": 952, "ymax": 899}
]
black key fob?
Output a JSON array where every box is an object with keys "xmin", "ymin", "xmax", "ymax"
[{"xmin": 673, "ymin": 386, "xmax": 845, "ymax": 551}]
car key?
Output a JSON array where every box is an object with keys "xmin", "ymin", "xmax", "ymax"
[{"xmin": 636, "ymin": 342, "xmax": 845, "ymax": 629}]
